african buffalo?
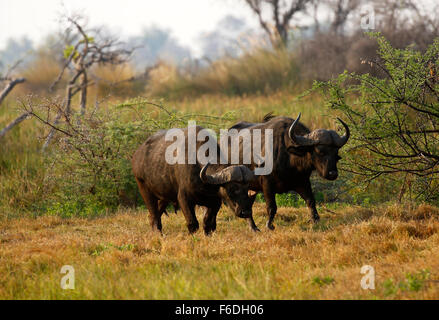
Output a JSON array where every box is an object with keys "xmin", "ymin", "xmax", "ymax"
[
  {"xmin": 226, "ymin": 113, "xmax": 350, "ymax": 230},
  {"xmin": 131, "ymin": 126, "xmax": 256, "ymax": 235}
]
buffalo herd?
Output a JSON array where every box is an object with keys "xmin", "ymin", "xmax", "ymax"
[{"xmin": 132, "ymin": 113, "xmax": 350, "ymax": 234}]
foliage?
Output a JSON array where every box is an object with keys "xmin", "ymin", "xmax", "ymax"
[
  {"xmin": 383, "ymin": 270, "xmax": 431, "ymax": 296},
  {"xmin": 22, "ymin": 97, "xmax": 235, "ymax": 217},
  {"xmin": 310, "ymin": 33, "xmax": 439, "ymax": 204},
  {"xmin": 312, "ymin": 276, "xmax": 335, "ymax": 287},
  {"xmin": 63, "ymin": 45, "xmax": 79, "ymax": 60}
]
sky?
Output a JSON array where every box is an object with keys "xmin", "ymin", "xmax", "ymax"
[
  {"xmin": 0, "ymin": 0, "xmax": 258, "ymax": 55},
  {"xmin": 2, "ymin": 0, "xmax": 437, "ymax": 57}
]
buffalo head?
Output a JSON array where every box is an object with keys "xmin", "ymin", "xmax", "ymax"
[
  {"xmin": 200, "ymin": 163, "xmax": 256, "ymax": 218},
  {"xmin": 287, "ymin": 113, "xmax": 350, "ymax": 181}
]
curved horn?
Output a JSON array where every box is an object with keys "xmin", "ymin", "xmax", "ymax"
[
  {"xmin": 200, "ymin": 163, "xmax": 211, "ymax": 184},
  {"xmin": 288, "ymin": 113, "xmax": 301, "ymax": 143},
  {"xmin": 200, "ymin": 164, "xmax": 255, "ymax": 185},
  {"xmin": 334, "ymin": 118, "xmax": 350, "ymax": 147},
  {"xmin": 200, "ymin": 162, "xmax": 233, "ymax": 185},
  {"xmin": 288, "ymin": 113, "xmax": 319, "ymax": 147}
]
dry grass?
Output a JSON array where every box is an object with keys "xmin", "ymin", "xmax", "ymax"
[
  {"xmin": 1, "ymin": 203, "xmax": 438, "ymax": 300},
  {"xmin": 18, "ymin": 52, "xmax": 63, "ymax": 94},
  {"xmin": 146, "ymin": 48, "xmax": 300, "ymax": 98},
  {"xmin": 167, "ymin": 90, "xmax": 332, "ymax": 129},
  {"xmin": 94, "ymin": 63, "xmax": 144, "ymax": 98}
]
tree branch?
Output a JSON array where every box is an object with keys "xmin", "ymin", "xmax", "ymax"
[
  {"xmin": 0, "ymin": 78, "xmax": 26, "ymax": 106},
  {"xmin": 0, "ymin": 112, "xmax": 30, "ymax": 139}
]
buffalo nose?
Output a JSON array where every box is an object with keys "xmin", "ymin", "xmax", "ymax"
[{"xmin": 328, "ymin": 171, "xmax": 338, "ymax": 179}]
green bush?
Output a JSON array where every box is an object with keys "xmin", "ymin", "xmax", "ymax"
[
  {"xmin": 28, "ymin": 97, "xmax": 235, "ymax": 217},
  {"xmin": 45, "ymin": 199, "xmax": 108, "ymax": 218},
  {"xmin": 310, "ymin": 33, "xmax": 439, "ymax": 204}
]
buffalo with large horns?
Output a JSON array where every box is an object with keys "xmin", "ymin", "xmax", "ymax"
[{"xmin": 224, "ymin": 113, "xmax": 350, "ymax": 230}]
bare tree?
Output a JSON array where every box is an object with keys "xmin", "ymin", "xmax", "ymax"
[
  {"xmin": 244, "ymin": 0, "xmax": 312, "ymax": 47},
  {"xmin": 0, "ymin": 60, "xmax": 26, "ymax": 106},
  {"xmin": 0, "ymin": 112, "xmax": 30, "ymax": 139},
  {"xmin": 328, "ymin": 0, "xmax": 361, "ymax": 34},
  {"xmin": 43, "ymin": 14, "xmax": 135, "ymax": 149},
  {"xmin": 0, "ymin": 78, "xmax": 25, "ymax": 106},
  {"xmin": 0, "ymin": 60, "xmax": 28, "ymax": 139}
]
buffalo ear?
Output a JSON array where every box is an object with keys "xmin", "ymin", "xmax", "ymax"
[
  {"xmin": 287, "ymin": 146, "xmax": 308, "ymax": 156},
  {"xmin": 248, "ymin": 190, "xmax": 258, "ymax": 198},
  {"xmin": 248, "ymin": 190, "xmax": 258, "ymax": 205}
]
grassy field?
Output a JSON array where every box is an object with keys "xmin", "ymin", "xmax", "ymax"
[
  {"xmin": 1, "ymin": 202, "xmax": 439, "ymax": 300},
  {"xmin": 1, "ymin": 79, "xmax": 437, "ymax": 299}
]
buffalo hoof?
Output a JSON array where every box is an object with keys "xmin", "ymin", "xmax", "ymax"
[
  {"xmin": 151, "ymin": 230, "xmax": 163, "ymax": 237},
  {"xmin": 151, "ymin": 225, "xmax": 163, "ymax": 234},
  {"xmin": 203, "ymin": 225, "xmax": 216, "ymax": 236},
  {"xmin": 247, "ymin": 218, "xmax": 260, "ymax": 232},
  {"xmin": 266, "ymin": 222, "xmax": 275, "ymax": 231},
  {"xmin": 251, "ymin": 226, "xmax": 261, "ymax": 232},
  {"xmin": 187, "ymin": 221, "xmax": 200, "ymax": 234}
]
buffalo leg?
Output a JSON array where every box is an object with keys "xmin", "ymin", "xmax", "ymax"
[
  {"xmin": 246, "ymin": 191, "xmax": 259, "ymax": 232},
  {"xmin": 247, "ymin": 216, "xmax": 260, "ymax": 232},
  {"xmin": 203, "ymin": 202, "xmax": 221, "ymax": 236},
  {"xmin": 158, "ymin": 200, "xmax": 169, "ymax": 216},
  {"xmin": 221, "ymin": 197, "xmax": 259, "ymax": 232},
  {"xmin": 177, "ymin": 191, "xmax": 199, "ymax": 234},
  {"xmin": 295, "ymin": 180, "xmax": 320, "ymax": 223},
  {"xmin": 135, "ymin": 178, "xmax": 163, "ymax": 232},
  {"xmin": 263, "ymin": 183, "xmax": 278, "ymax": 230}
]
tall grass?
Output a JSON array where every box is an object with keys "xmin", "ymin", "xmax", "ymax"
[
  {"xmin": 18, "ymin": 52, "xmax": 63, "ymax": 94},
  {"xmin": 146, "ymin": 48, "xmax": 302, "ymax": 98},
  {"xmin": 94, "ymin": 64, "xmax": 145, "ymax": 99},
  {"xmin": 0, "ymin": 110, "xmax": 45, "ymax": 218},
  {"xmin": 9, "ymin": 44, "xmax": 304, "ymax": 102}
]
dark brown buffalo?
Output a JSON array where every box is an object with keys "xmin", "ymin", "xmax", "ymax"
[
  {"xmin": 225, "ymin": 113, "xmax": 350, "ymax": 230},
  {"xmin": 132, "ymin": 126, "xmax": 256, "ymax": 235}
]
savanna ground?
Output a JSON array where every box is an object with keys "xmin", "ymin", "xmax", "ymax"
[
  {"xmin": 1, "ymin": 90, "xmax": 439, "ymax": 300},
  {"xmin": 1, "ymin": 202, "xmax": 439, "ymax": 299}
]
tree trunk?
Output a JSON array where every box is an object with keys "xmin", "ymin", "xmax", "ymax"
[
  {"xmin": 80, "ymin": 72, "xmax": 87, "ymax": 116},
  {"xmin": 65, "ymin": 83, "xmax": 74, "ymax": 118},
  {"xmin": 276, "ymin": 26, "xmax": 288, "ymax": 48},
  {"xmin": 0, "ymin": 112, "xmax": 30, "ymax": 139}
]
